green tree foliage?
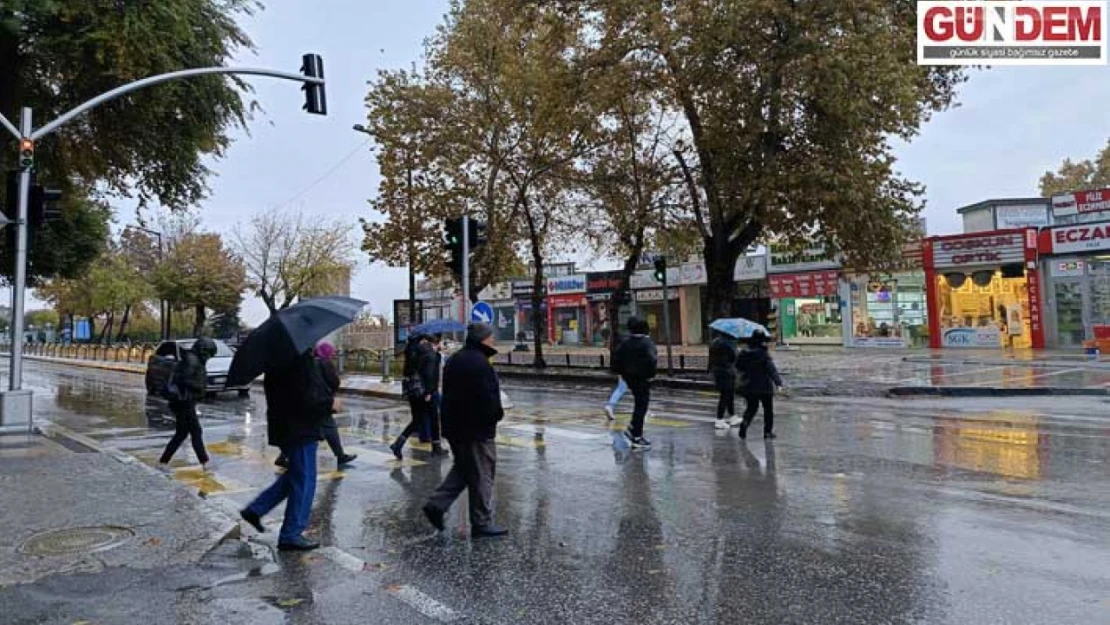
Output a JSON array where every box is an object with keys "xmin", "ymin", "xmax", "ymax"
[
  {"xmin": 1039, "ymin": 139, "xmax": 1110, "ymax": 197},
  {"xmin": 0, "ymin": 0, "xmax": 258, "ymax": 283},
  {"xmin": 153, "ymin": 232, "xmax": 246, "ymax": 336}
]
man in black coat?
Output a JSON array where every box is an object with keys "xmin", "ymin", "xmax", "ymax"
[
  {"xmin": 240, "ymin": 350, "xmax": 332, "ymax": 551},
  {"xmin": 612, "ymin": 317, "xmax": 658, "ymax": 450},
  {"xmin": 391, "ymin": 334, "xmax": 446, "ymax": 458},
  {"xmin": 423, "ymin": 323, "xmax": 507, "ymax": 538}
]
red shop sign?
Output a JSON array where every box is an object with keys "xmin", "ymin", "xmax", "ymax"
[
  {"xmin": 548, "ymin": 294, "xmax": 586, "ymax": 308},
  {"xmin": 768, "ymin": 270, "xmax": 840, "ymax": 299}
]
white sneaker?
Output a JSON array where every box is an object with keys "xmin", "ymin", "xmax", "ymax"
[
  {"xmin": 603, "ymin": 405, "xmax": 615, "ymax": 421},
  {"xmin": 714, "ymin": 419, "xmax": 731, "ymax": 430},
  {"xmin": 727, "ymin": 416, "xmax": 744, "ymax": 427}
]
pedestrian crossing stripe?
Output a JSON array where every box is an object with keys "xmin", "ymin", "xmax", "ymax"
[{"xmin": 344, "ymin": 447, "xmax": 427, "ymax": 468}]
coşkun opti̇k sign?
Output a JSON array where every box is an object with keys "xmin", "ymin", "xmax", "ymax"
[{"xmin": 918, "ymin": 1, "xmax": 1107, "ymax": 66}]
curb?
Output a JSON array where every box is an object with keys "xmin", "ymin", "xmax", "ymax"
[
  {"xmin": 34, "ymin": 419, "xmax": 241, "ymax": 559},
  {"xmin": 887, "ymin": 386, "xmax": 1110, "ymax": 398}
]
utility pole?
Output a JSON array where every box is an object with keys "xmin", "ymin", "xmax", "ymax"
[
  {"xmin": 653, "ymin": 255, "xmax": 674, "ymax": 376},
  {"xmin": 124, "ymin": 225, "xmax": 166, "ymax": 340},
  {"xmin": 0, "ymin": 60, "xmax": 327, "ymax": 430}
]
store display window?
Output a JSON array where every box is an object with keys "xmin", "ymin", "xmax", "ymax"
[
  {"xmin": 850, "ymin": 272, "xmax": 928, "ymax": 347},
  {"xmin": 781, "ymin": 296, "xmax": 842, "ymax": 343},
  {"xmin": 934, "ymin": 264, "xmax": 1032, "ymax": 348}
]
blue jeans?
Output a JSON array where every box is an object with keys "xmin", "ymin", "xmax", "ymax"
[
  {"xmin": 247, "ymin": 441, "xmax": 318, "ymax": 543},
  {"xmin": 607, "ymin": 377, "xmax": 628, "ymax": 407}
]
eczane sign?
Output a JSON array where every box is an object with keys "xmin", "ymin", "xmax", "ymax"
[{"xmin": 917, "ymin": 1, "xmax": 1107, "ymax": 66}]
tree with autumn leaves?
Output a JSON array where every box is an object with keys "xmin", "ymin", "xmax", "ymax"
[{"xmin": 364, "ymin": 0, "xmax": 966, "ymax": 360}]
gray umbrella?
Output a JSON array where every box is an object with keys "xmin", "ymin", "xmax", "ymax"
[{"xmin": 227, "ymin": 296, "xmax": 366, "ymax": 386}]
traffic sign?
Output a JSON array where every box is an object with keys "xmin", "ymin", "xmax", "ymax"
[{"xmin": 471, "ymin": 301, "xmax": 494, "ymax": 324}]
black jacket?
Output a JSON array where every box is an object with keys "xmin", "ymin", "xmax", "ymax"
[
  {"xmin": 403, "ymin": 339, "xmax": 439, "ymax": 395},
  {"xmin": 707, "ymin": 336, "xmax": 738, "ymax": 378},
  {"xmin": 441, "ymin": 343, "xmax": 503, "ymax": 442},
  {"xmin": 173, "ymin": 350, "xmax": 207, "ymax": 403},
  {"xmin": 264, "ymin": 355, "xmax": 328, "ymax": 448},
  {"xmin": 735, "ymin": 346, "xmax": 783, "ymax": 394},
  {"xmin": 613, "ymin": 334, "xmax": 658, "ymax": 380}
]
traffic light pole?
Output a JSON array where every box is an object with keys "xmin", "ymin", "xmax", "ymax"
[
  {"xmin": 0, "ymin": 63, "xmax": 326, "ymax": 430},
  {"xmin": 461, "ymin": 214, "xmax": 470, "ymax": 323},
  {"xmin": 661, "ymin": 263, "xmax": 674, "ymax": 377}
]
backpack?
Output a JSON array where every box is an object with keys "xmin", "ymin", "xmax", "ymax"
[
  {"xmin": 299, "ymin": 354, "xmax": 333, "ymax": 414},
  {"xmin": 160, "ymin": 372, "xmax": 185, "ymax": 402}
]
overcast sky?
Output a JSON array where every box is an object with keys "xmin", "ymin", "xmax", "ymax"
[{"xmin": 172, "ymin": 2, "xmax": 1110, "ymax": 324}]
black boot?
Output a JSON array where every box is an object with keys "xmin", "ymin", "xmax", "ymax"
[
  {"xmin": 389, "ymin": 436, "xmax": 406, "ymax": 460},
  {"xmin": 430, "ymin": 442, "xmax": 448, "ymax": 457}
]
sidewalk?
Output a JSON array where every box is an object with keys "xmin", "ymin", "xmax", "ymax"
[{"xmin": 0, "ymin": 424, "xmax": 235, "ymax": 589}]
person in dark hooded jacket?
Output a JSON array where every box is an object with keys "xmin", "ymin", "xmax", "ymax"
[
  {"xmin": 391, "ymin": 334, "xmax": 445, "ymax": 458},
  {"xmin": 158, "ymin": 338, "xmax": 217, "ymax": 468},
  {"xmin": 708, "ymin": 330, "xmax": 740, "ymax": 429},
  {"xmin": 612, "ymin": 317, "xmax": 657, "ymax": 450},
  {"xmin": 735, "ymin": 330, "xmax": 784, "ymax": 440}
]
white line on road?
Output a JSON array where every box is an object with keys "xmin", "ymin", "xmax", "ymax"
[
  {"xmin": 318, "ymin": 546, "xmax": 366, "ymax": 573},
  {"xmin": 390, "ymin": 585, "xmax": 462, "ymax": 622},
  {"xmin": 892, "ymin": 365, "xmax": 1010, "ymax": 384},
  {"xmin": 503, "ymin": 423, "xmax": 602, "ymax": 441},
  {"xmin": 963, "ymin": 367, "xmax": 1085, "ymax": 387}
]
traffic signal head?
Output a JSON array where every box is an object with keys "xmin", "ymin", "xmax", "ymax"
[
  {"xmin": 653, "ymin": 257, "xmax": 667, "ymax": 283},
  {"xmin": 468, "ymin": 219, "xmax": 487, "ymax": 249},
  {"xmin": 300, "ymin": 53, "xmax": 327, "ymax": 115},
  {"xmin": 444, "ymin": 217, "xmax": 464, "ymax": 275},
  {"xmin": 30, "ymin": 185, "xmax": 63, "ymax": 228},
  {"xmin": 18, "ymin": 139, "xmax": 33, "ymax": 170}
]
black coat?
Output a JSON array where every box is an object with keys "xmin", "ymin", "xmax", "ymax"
[
  {"xmin": 707, "ymin": 336, "xmax": 738, "ymax": 378},
  {"xmin": 403, "ymin": 339, "xmax": 439, "ymax": 396},
  {"xmin": 735, "ymin": 346, "xmax": 783, "ymax": 395},
  {"xmin": 613, "ymin": 334, "xmax": 658, "ymax": 380},
  {"xmin": 173, "ymin": 350, "xmax": 208, "ymax": 403},
  {"xmin": 441, "ymin": 343, "xmax": 503, "ymax": 442},
  {"xmin": 264, "ymin": 355, "xmax": 328, "ymax": 448}
]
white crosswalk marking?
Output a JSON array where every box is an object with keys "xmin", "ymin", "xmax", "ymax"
[{"xmin": 390, "ymin": 585, "xmax": 462, "ymax": 622}]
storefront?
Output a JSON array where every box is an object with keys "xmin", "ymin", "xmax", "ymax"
[
  {"xmin": 1038, "ymin": 221, "xmax": 1110, "ymax": 349},
  {"xmin": 546, "ymin": 274, "xmax": 587, "ymax": 345},
  {"xmin": 924, "ymin": 229, "xmax": 1044, "ymax": 349},
  {"xmin": 732, "ymin": 255, "xmax": 771, "ymax": 326},
  {"xmin": 847, "ymin": 270, "xmax": 929, "ymax": 348},
  {"xmin": 768, "ymin": 270, "xmax": 846, "ymax": 345},
  {"xmin": 634, "ymin": 287, "xmax": 681, "ymax": 345},
  {"xmin": 512, "ymin": 280, "xmax": 545, "ymax": 343},
  {"xmin": 477, "ymin": 282, "xmax": 517, "ymax": 342}
]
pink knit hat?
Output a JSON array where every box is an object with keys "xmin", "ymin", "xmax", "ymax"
[{"xmin": 314, "ymin": 341, "xmax": 337, "ymax": 360}]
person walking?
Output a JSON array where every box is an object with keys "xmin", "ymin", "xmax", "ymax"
[
  {"xmin": 275, "ymin": 341, "xmax": 356, "ymax": 469},
  {"xmin": 391, "ymin": 334, "xmax": 446, "ymax": 459},
  {"xmin": 708, "ymin": 330, "xmax": 740, "ymax": 430},
  {"xmin": 158, "ymin": 338, "xmax": 217, "ymax": 468},
  {"xmin": 422, "ymin": 323, "xmax": 507, "ymax": 538},
  {"xmin": 735, "ymin": 331, "xmax": 784, "ymax": 440},
  {"xmin": 603, "ymin": 326, "xmax": 629, "ymax": 421},
  {"xmin": 239, "ymin": 349, "xmax": 333, "ymax": 551},
  {"xmin": 612, "ymin": 317, "xmax": 658, "ymax": 450}
]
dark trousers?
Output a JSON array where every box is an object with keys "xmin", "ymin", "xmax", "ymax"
[
  {"xmin": 626, "ymin": 377, "xmax": 651, "ymax": 438},
  {"xmin": 247, "ymin": 441, "xmax": 318, "ymax": 543},
  {"xmin": 323, "ymin": 424, "xmax": 346, "ymax": 457},
  {"xmin": 159, "ymin": 401, "xmax": 209, "ymax": 464},
  {"xmin": 426, "ymin": 439, "xmax": 496, "ymax": 528},
  {"xmin": 715, "ymin": 373, "xmax": 736, "ymax": 420},
  {"xmin": 741, "ymin": 393, "xmax": 774, "ymax": 435},
  {"xmin": 402, "ymin": 396, "xmax": 441, "ymax": 443}
]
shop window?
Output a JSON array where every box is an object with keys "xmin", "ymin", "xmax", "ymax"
[
  {"xmin": 935, "ymin": 270, "xmax": 1032, "ymax": 348},
  {"xmin": 851, "ymin": 272, "xmax": 928, "ymax": 346},
  {"xmin": 782, "ymin": 296, "xmax": 842, "ymax": 343}
]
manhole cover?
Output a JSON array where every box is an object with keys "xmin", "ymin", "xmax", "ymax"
[{"xmin": 19, "ymin": 526, "xmax": 134, "ymax": 556}]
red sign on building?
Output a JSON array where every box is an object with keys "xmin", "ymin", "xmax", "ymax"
[{"xmin": 768, "ymin": 270, "xmax": 840, "ymax": 299}]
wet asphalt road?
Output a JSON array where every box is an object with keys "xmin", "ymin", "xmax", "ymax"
[{"xmin": 5, "ymin": 360, "xmax": 1110, "ymax": 624}]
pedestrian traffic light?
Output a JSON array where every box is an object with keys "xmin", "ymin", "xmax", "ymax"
[
  {"xmin": 468, "ymin": 219, "xmax": 487, "ymax": 249},
  {"xmin": 3, "ymin": 170, "xmax": 17, "ymax": 224},
  {"xmin": 653, "ymin": 256, "xmax": 667, "ymax": 283},
  {"xmin": 300, "ymin": 53, "xmax": 327, "ymax": 115},
  {"xmin": 444, "ymin": 217, "xmax": 464, "ymax": 276},
  {"xmin": 18, "ymin": 139, "xmax": 33, "ymax": 170}
]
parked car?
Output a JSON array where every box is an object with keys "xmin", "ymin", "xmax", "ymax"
[{"xmin": 145, "ymin": 339, "xmax": 249, "ymax": 399}]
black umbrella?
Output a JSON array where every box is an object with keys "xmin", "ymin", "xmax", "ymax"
[{"xmin": 227, "ymin": 296, "xmax": 366, "ymax": 386}]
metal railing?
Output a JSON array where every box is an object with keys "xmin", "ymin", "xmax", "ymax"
[
  {"xmin": 0, "ymin": 342, "xmax": 160, "ymax": 365},
  {"xmin": 490, "ymin": 350, "xmax": 711, "ymax": 373}
]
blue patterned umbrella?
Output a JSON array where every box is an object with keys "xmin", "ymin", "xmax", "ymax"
[{"xmin": 709, "ymin": 317, "xmax": 770, "ymax": 340}]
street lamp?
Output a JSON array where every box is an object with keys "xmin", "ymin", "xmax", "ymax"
[
  {"xmin": 123, "ymin": 224, "xmax": 168, "ymax": 341},
  {"xmin": 354, "ymin": 124, "xmax": 420, "ymax": 329}
]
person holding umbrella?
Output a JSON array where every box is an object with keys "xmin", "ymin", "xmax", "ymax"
[
  {"xmin": 707, "ymin": 329, "xmax": 740, "ymax": 430},
  {"xmin": 274, "ymin": 341, "xmax": 357, "ymax": 470},
  {"xmin": 228, "ymin": 296, "xmax": 366, "ymax": 551},
  {"xmin": 391, "ymin": 333, "xmax": 446, "ymax": 459}
]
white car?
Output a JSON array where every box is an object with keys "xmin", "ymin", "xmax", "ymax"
[{"xmin": 145, "ymin": 339, "xmax": 250, "ymax": 398}]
